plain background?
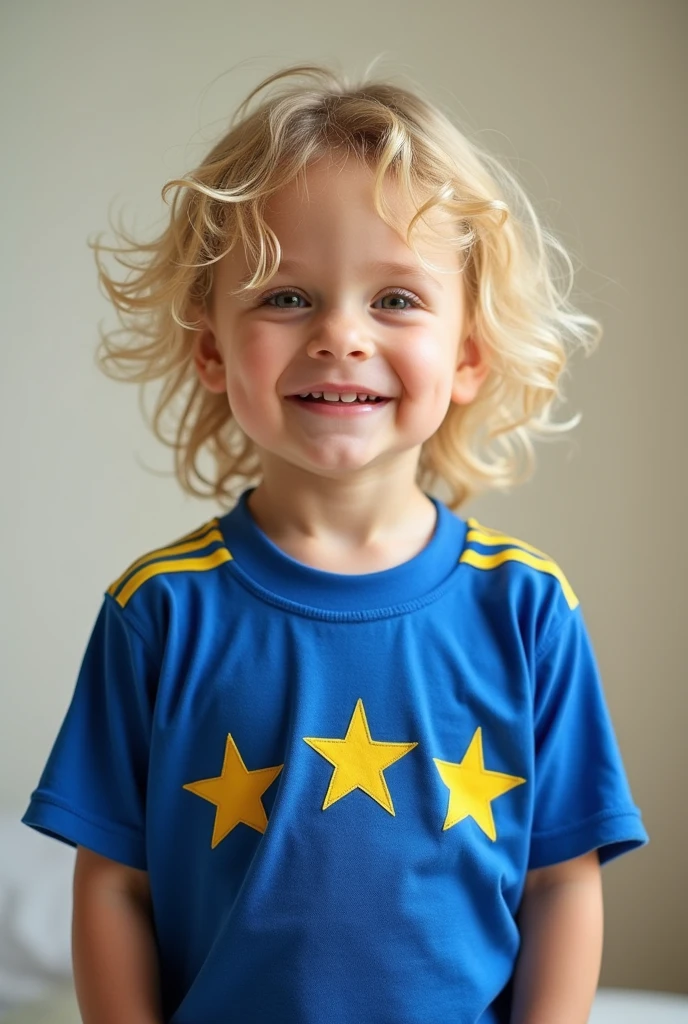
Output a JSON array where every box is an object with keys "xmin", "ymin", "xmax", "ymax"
[{"xmin": 2, "ymin": 0, "xmax": 686, "ymax": 996}]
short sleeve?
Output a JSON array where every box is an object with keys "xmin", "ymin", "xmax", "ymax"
[
  {"xmin": 22, "ymin": 595, "xmax": 156, "ymax": 870},
  {"xmin": 529, "ymin": 606, "xmax": 648, "ymax": 869}
]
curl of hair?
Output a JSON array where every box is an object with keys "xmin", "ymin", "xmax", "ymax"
[{"xmin": 93, "ymin": 62, "xmax": 601, "ymax": 509}]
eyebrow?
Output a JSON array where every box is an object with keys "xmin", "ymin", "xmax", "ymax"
[{"xmin": 238, "ymin": 258, "xmax": 444, "ymax": 292}]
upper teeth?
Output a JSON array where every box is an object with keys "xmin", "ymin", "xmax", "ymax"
[{"xmin": 297, "ymin": 392, "xmax": 380, "ymax": 402}]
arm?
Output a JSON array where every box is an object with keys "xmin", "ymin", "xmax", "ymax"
[
  {"xmin": 72, "ymin": 846, "xmax": 163, "ymax": 1024},
  {"xmin": 510, "ymin": 851, "xmax": 603, "ymax": 1024}
]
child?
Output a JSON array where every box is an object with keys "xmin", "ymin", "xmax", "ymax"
[{"xmin": 23, "ymin": 63, "xmax": 647, "ymax": 1024}]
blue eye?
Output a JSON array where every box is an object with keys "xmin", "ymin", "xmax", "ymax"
[
  {"xmin": 259, "ymin": 288, "xmax": 421, "ymax": 310},
  {"xmin": 376, "ymin": 291, "xmax": 419, "ymax": 310},
  {"xmin": 262, "ymin": 290, "xmax": 307, "ymax": 308}
]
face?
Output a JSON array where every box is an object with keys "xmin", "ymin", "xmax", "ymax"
[{"xmin": 194, "ymin": 155, "xmax": 487, "ymax": 485}]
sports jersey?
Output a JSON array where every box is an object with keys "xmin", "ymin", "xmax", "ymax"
[{"xmin": 23, "ymin": 493, "xmax": 648, "ymax": 1023}]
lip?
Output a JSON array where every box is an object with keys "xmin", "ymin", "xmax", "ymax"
[
  {"xmin": 286, "ymin": 383, "xmax": 391, "ymax": 399},
  {"xmin": 285, "ymin": 396, "xmax": 390, "ymax": 417}
]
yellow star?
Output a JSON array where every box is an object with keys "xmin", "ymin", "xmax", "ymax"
[
  {"xmin": 183, "ymin": 735, "xmax": 283, "ymax": 848},
  {"xmin": 304, "ymin": 699, "xmax": 417, "ymax": 814},
  {"xmin": 433, "ymin": 727, "xmax": 526, "ymax": 840}
]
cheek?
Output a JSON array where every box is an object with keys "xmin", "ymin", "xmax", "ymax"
[
  {"xmin": 225, "ymin": 327, "xmax": 287, "ymax": 398},
  {"xmin": 394, "ymin": 332, "xmax": 458, "ymax": 401},
  {"xmin": 222, "ymin": 326, "xmax": 299, "ymax": 443}
]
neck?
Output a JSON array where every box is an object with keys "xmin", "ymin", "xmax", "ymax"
[{"xmin": 246, "ymin": 456, "xmax": 437, "ymax": 574}]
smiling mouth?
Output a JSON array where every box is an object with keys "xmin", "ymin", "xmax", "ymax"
[{"xmin": 292, "ymin": 391, "xmax": 388, "ymax": 405}]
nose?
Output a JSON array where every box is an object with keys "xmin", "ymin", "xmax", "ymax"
[{"xmin": 305, "ymin": 310, "xmax": 374, "ymax": 361}]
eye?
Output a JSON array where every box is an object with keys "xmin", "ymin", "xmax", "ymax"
[
  {"xmin": 374, "ymin": 289, "xmax": 422, "ymax": 311},
  {"xmin": 260, "ymin": 289, "xmax": 308, "ymax": 309},
  {"xmin": 258, "ymin": 287, "xmax": 423, "ymax": 311}
]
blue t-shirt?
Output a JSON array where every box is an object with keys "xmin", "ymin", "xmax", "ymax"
[{"xmin": 23, "ymin": 495, "xmax": 647, "ymax": 1023}]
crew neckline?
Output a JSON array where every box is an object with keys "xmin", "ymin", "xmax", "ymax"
[{"xmin": 218, "ymin": 490, "xmax": 467, "ymax": 615}]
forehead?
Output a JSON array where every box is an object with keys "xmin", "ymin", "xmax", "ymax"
[
  {"xmin": 261, "ymin": 155, "xmax": 460, "ymax": 268},
  {"xmin": 212, "ymin": 154, "xmax": 465, "ymax": 301}
]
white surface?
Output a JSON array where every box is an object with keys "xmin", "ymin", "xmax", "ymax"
[
  {"xmin": 0, "ymin": 817, "xmax": 74, "ymax": 1018},
  {"xmin": 589, "ymin": 989, "xmax": 688, "ymax": 1023},
  {"xmin": 1, "ymin": 985, "xmax": 77, "ymax": 1024}
]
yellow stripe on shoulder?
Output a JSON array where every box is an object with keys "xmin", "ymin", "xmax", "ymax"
[
  {"xmin": 465, "ymin": 518, "xmax": 550, "ymax": 560},
  {"xmin": 460, "ymin": 543, "xmax": 579, "ymax": 610},
  {"xmin": 113, "ymin": 548, "xmax": 233, "ymax": 609},
  {"xmin": 107, "ymin": 519, "xmax": 228, "ymax": 601}
]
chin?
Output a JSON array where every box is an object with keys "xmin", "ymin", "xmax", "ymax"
[
  {"xmin": 303, "ymin": 459, "xmax": 375, "ymax": 478},
  {"xmin": 295, "ymin": 443, "xmax": 381, "ymax": 474}
]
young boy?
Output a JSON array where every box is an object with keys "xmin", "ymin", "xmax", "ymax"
[{"xmin": 23, "ymin": 64, "xmax": 647, "ymax": 1024}]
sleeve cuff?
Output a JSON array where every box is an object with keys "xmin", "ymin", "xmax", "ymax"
[
  {"xmin": 528, "ymin": 808, "xmax": 649, "ymax": 869},
  {"xmin": 22, "ymin": 792, "xmax": 147, "ymax": 871}
]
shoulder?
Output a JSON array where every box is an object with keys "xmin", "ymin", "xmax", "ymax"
[
  {"xmin": 106, "ymin": 517, "xmax": 233, "ymax": 616},
  {"xmin": 459, "ymin": 518, "xmax": 578, "ymax": 632}
]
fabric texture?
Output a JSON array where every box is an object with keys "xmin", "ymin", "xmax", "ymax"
[{"xmin": 23, "ymin": 494, "xmax": 648, "ymax": 1024}]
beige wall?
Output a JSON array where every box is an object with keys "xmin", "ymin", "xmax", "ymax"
[{"xmin": 2, "ymin": 0, "xmax": 685, "ymax": 995}]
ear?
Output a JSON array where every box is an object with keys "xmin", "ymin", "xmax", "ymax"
[
  {"xmin": 192, "ymin": 322, "xmax": 227, "ymax": 395},
  {"xmin": 451, "ymin": 335, "xmax": 489, "ymax": 406}
]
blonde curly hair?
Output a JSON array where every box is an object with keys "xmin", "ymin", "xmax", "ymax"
[{"xmin": 94, "ymin": 62, "xmax": 600, "ymax": 510}]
